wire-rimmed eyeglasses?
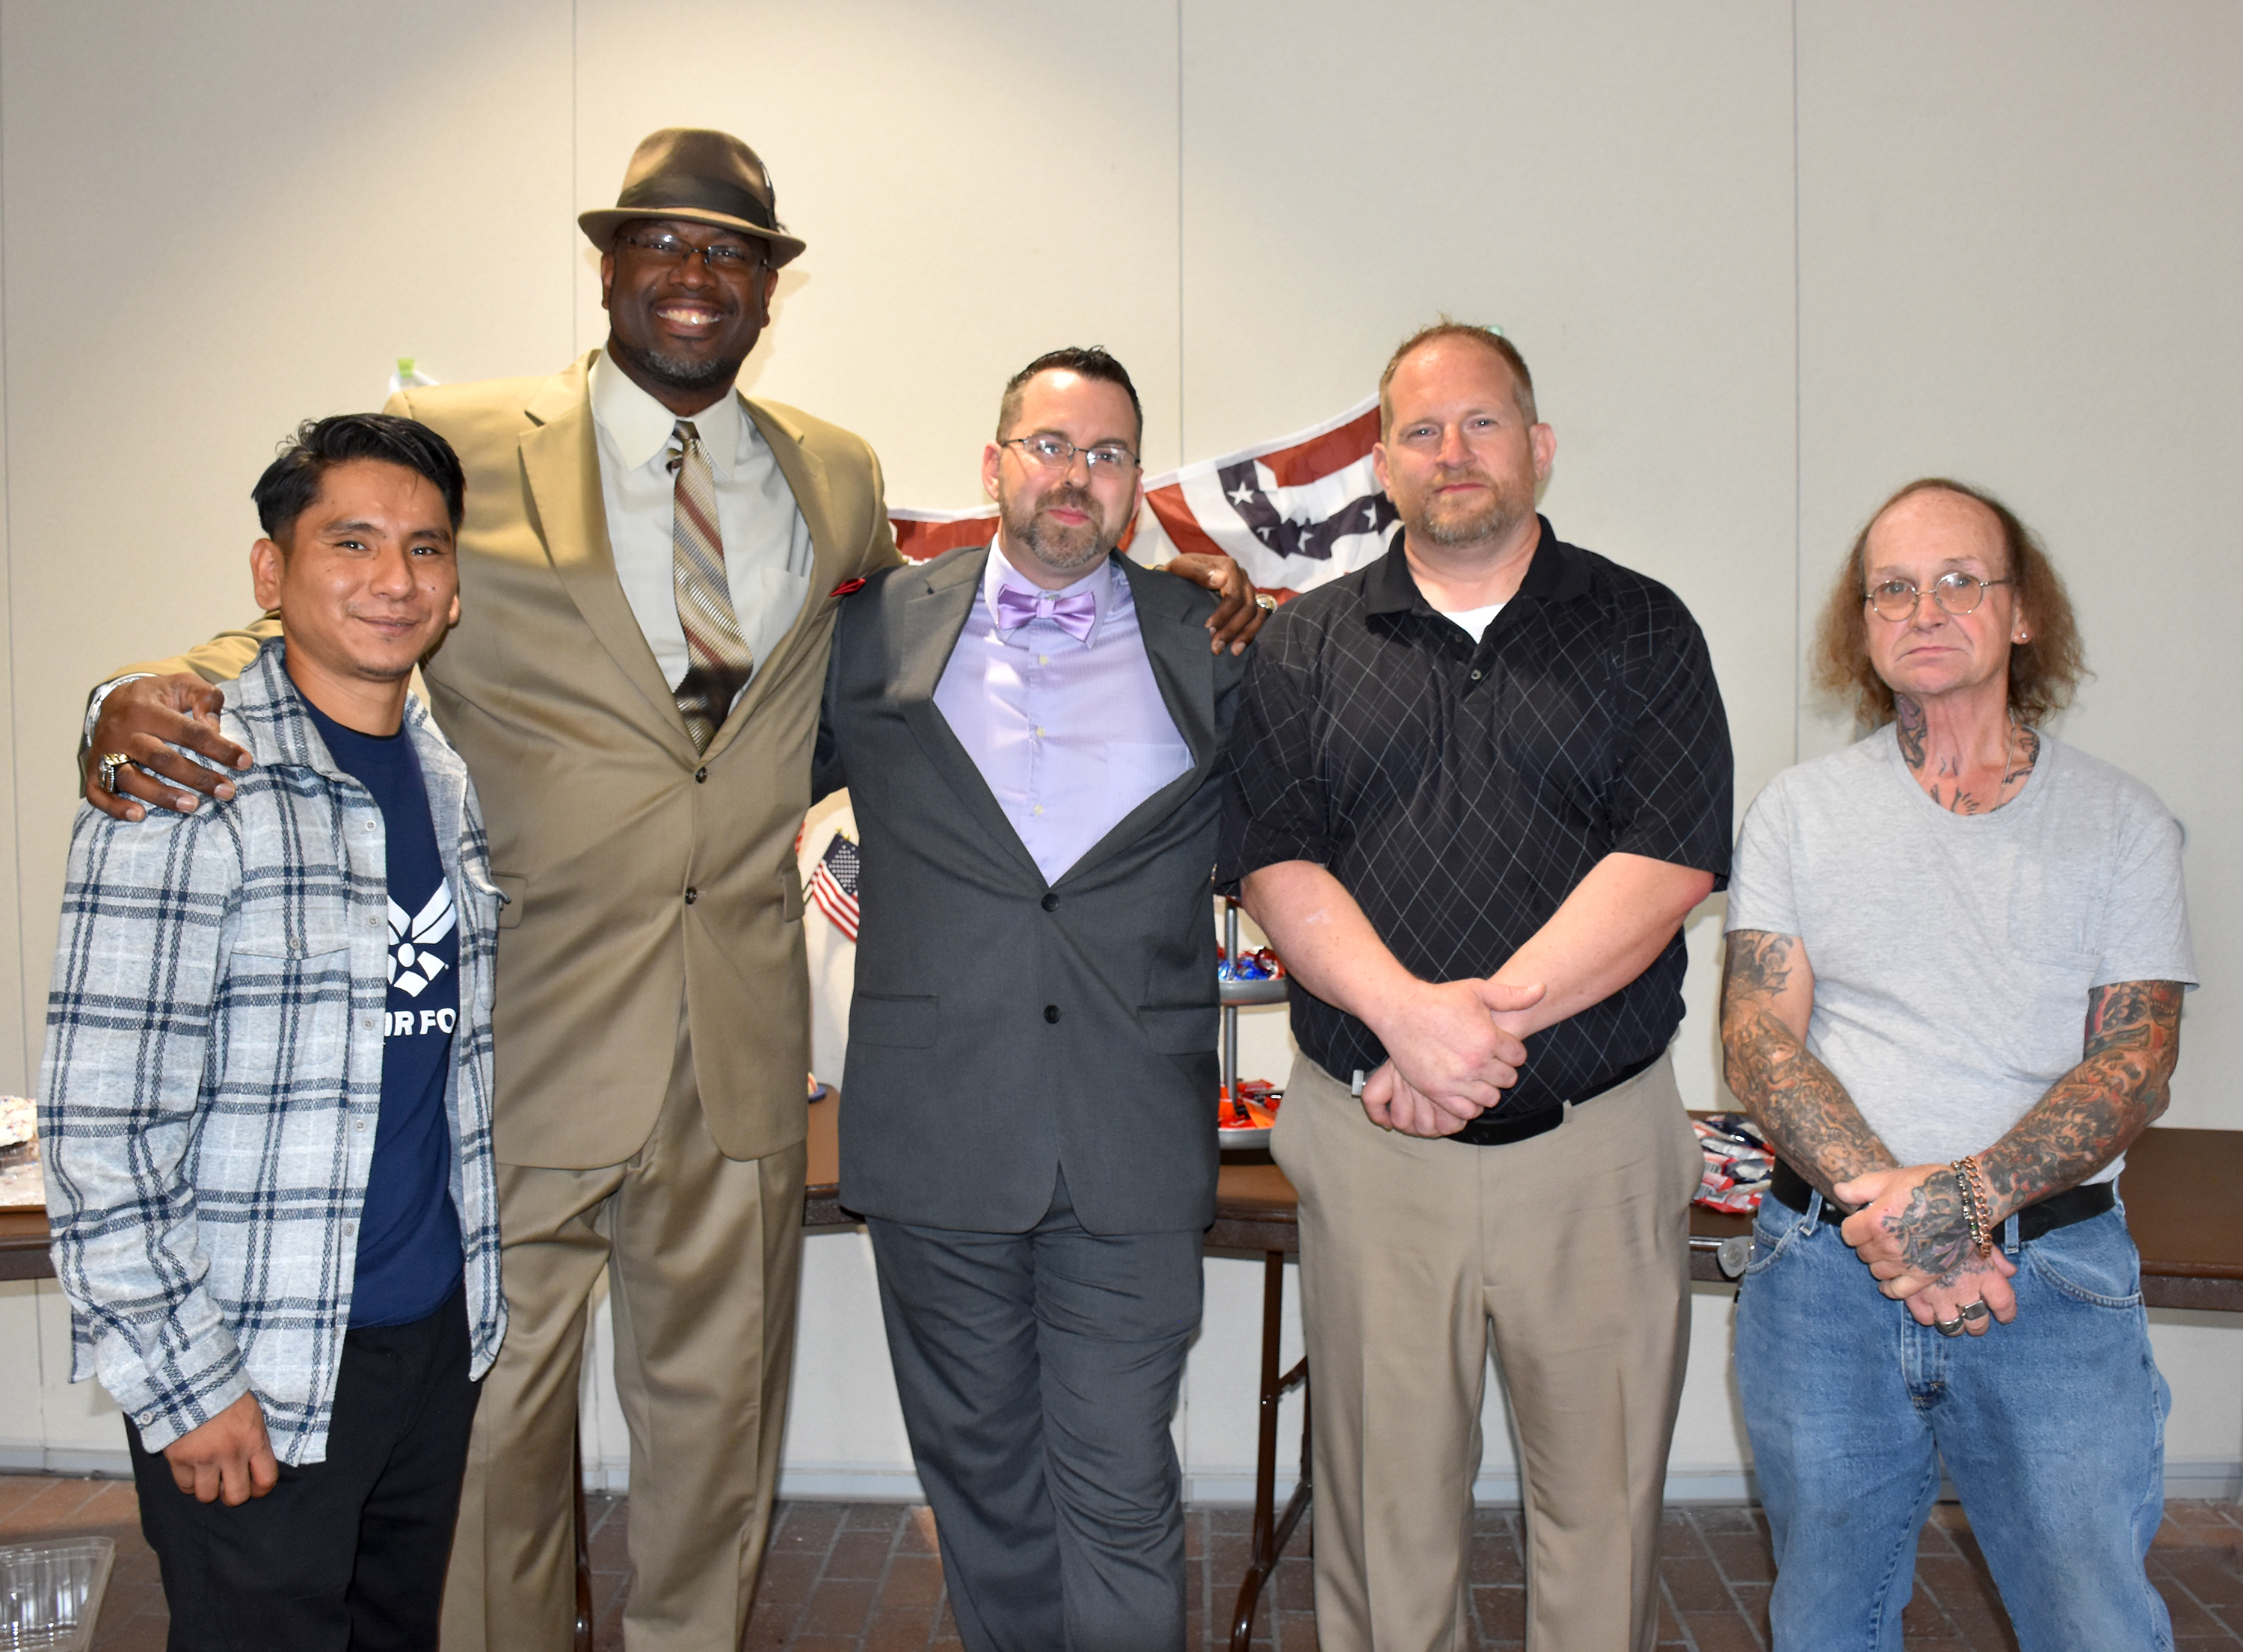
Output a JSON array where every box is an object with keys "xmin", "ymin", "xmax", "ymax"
[
  {"xmin": 998, "ymin": 435, "xmax": 1139, "ymax": 472},
  {"xmin": 1864, "ymin": 573, "xmax": 2013, "ymax": 622}
]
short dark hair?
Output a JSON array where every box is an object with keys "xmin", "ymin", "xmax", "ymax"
[
  {"xmin": 253, "ymin": 413, "xmax": 467, "ymax": 541},
  {"xmin": 1812, "ymin": 477, "xmax": 2090, "ymax": 729},
  {"xmin": 996, "ymin": 347, "xmax": 1144, "ymax": 448},
  {"xmin": 1378, "ymin": 320, "xmax": 1536, "ymax": 433}
]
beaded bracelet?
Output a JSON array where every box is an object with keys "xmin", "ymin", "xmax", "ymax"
[{"xmin": 1951, "ymin": 1155, "xmax": 1993, "ymax": 1258}]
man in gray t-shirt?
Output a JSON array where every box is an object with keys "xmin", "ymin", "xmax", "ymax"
[{"xmin": 1720, "ymin": 476, "xmax": 2194, "ymax": 1652}]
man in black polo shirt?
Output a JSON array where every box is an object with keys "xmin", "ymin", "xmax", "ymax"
[{"xmin": 1220, "ymin": 322, "xmax": 1732, "ymax": 1652}]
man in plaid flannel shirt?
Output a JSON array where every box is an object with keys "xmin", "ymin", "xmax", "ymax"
[{"xmin": 40, "ymin": 414, "xmax": 507, "ymax": 1649}]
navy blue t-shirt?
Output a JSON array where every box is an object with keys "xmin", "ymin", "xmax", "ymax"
[{"xmin": 303, "ymin": 699, "xmax": 464, "ymax": 1328}]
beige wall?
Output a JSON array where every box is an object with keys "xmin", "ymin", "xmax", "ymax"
[{"xmin": 3, "ymin": 1, "xmax": 2236, "ymax": 1493}]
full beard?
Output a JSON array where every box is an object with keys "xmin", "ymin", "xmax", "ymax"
[
  {"xmin": 605, "ymin": 330, "xmax": 747, "ymax": 398},
  {"xmin": 1003, "ymin": 484, "xmax": 1114, "ymax": 574},
  {"xmin": 1412, "ymin": 467, "xmax": 1530, "ymax": 548}
]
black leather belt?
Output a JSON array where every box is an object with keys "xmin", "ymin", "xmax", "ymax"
[
  {"xmin": 1767, "ymin": 1159, "xmax": 2114, "ymax": 1242},
  {"xmin": 1450, "ymin": 1049, "xmax": 1664, "ymax": 1147}
]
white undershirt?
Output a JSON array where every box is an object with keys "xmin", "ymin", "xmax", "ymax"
[
  {"xmin": 1437, "ymin": 600, "xmax": 1507, "ymax": 644},
  {"xmin": 588, "ymin": 351, "xmax": 816, "ymax": 697}
]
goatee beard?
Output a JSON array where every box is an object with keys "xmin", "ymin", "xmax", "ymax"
[
  {"xmin": 605, "ymin": 332, "xmax": 746, "ymax": 398},
  {"xmin": 1007, "ymin": 485, "xmax": 1113, "ymax": 573}
]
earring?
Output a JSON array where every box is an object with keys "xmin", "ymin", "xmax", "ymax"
[{"xmin": 2013, "ymin": 630, "xmax": 2029, "ymax": 643}]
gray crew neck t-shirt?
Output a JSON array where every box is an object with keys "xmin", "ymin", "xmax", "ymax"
[{"xmin": 1726, "ymin": 724, "xmax": 2195, "ymax": 1180}]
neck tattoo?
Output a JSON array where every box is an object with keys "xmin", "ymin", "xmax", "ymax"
[{"xmin": 1896, "ymin": 698, "xmax": 2040, "ymax": 816}]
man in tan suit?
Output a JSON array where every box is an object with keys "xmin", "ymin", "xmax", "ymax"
[{"xmin": 84, "ymin": 129, "xmax": 899, "ymax": 1652}]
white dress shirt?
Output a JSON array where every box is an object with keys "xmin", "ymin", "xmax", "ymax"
[{"xmin": 588, "ymin": 351, "xmax": 816, "ymax": 699}]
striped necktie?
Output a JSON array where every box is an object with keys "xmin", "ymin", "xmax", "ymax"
[{"xmin": 668, "ymin": 419, "xmax": 751, "ymax": 751}]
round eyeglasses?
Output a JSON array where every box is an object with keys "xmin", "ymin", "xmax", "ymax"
[
  {"xmin": 998, "ymin": 435, "xmax": 1139, "ymax": 472},
  {"xmin": 1864, "ymin": 573, "xmax": 2013, "ymax": 622}
]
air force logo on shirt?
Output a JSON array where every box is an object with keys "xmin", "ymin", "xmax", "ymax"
[{"xmin": 387, "ymin": 884, "xmax": 458, "ymax": 1038}]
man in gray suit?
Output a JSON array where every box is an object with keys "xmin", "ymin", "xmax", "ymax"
[{"xmin": 814, "ymin": 348, "xmax": 1246, "ymax": 1652}]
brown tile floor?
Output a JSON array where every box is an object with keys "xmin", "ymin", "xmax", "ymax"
[{"xmin": 5, "ymin": 1474, "xmax": 2242, "ymax": 1649}]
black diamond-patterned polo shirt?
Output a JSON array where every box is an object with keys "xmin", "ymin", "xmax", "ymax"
[{"xmin": 1217, "ymin": 518, "xmax": 1734, "ymax": 1142}]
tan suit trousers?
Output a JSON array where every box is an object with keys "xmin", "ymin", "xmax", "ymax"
[
  {"xmin": 441, "ymin": 1002, "xmax": 805, "ymax": 1651},
  {"xmin": 1273, "ymin": 1051, "xmax": 1702, "ymax": 1652}
]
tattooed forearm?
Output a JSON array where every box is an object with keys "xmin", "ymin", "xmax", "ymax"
[
  {"xmin": 1720, "ymin": 931, "xmax": 1897, "ymax": 1201},
  {"xmin": 1977, "ymin": 980, "xmax": 2183, "ymax": 1218}
]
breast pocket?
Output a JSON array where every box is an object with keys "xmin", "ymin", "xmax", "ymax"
[{"xmin": 211, "ymin": 946, "xmax": 354, "ymax": 1095}]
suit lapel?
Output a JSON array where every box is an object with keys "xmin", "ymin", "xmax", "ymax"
[
  {"xmin": 518, "ymin": 360, "xmax": 698, "ymax": 757},
  {"xmin": 1055, "ymin": 557, "xmax": 1220, "ymax": 889},
  {"xmin": 893, "ymin": 549, "xmax": 1047, "ymax": 884}
]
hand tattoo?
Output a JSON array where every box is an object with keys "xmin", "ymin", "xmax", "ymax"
[
  {"xmin": 1978, "ymin": 979, "xmax": 2183, "ymax": 1216},
  {"xmin": 1720, "ymin": 931, "xmax": 1896, "ymax": 1200},
  {"xmin": 1880, "ymin": 1168, "xmax": 1977, "ymax": 1284}
]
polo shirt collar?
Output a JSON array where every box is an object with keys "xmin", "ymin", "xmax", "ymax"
[
  {"xmin": 1365, "ymin": 516, "xmax": 1586, "ymax": 615},
  {"xmin": 588, "ymin": 349, "xmax": 746, "ymax": 479}
]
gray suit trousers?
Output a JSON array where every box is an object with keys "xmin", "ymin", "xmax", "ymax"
[{"xmin": 866, "ymin": 1171, "xmax": 1202, "ymax": 1652}]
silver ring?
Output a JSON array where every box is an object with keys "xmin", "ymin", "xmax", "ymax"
[
  {"xmin": 1958, "ymin": 1301, "xmax": 1991, "ymax": 1323},
  {"xmin": 1933, "ymin": 1314, "xmax": 1968, "ymax": 1337},
  {"xmin": 1253, "ymin": 593, "xmax": 1276, "ymax": 612},
  {"xmin": 97, "ymin": 753, "xmax": 132, "ymax": 795}
]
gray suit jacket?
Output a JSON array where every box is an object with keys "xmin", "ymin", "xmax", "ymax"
[{"xmin": 814, "ymin": 546, "xmax": 1246, "ymax": 1235}]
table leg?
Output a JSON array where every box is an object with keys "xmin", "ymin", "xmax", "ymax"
[{"xmin": 1228, "ymin": 1248, "xmax": 1311, "ymax": 1652}]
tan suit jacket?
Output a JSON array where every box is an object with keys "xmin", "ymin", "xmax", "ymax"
[{"xmin": 123, "ymin": 351, "xmax": 899, "ymax": 1168}]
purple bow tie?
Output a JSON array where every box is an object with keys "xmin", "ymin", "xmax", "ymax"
[{"xmin": 995, "ymin": 582, "xmax": 1099, "ymax": 642}]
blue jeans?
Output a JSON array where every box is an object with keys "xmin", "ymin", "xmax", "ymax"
[{"xmin": 1735, "ymin": 1192, "xmax": 2171, "ymax": 1652}]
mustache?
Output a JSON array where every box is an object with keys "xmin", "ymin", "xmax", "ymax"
[{"xmin": 1040, "ymin": 484, "xmax": 1099, "ymax": 516}]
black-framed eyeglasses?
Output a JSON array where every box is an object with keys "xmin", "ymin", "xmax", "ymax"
[
  {"xmin": 998, "ymin": 435, "xmax": 1139, "ymax": 472},
  {"xmin": 615, "ymin": 230, "xmax": 767, "ymax": 274},
  {"xmin": 1864, "ymin": 573, "xmax": 2013, "ymax": 622}
]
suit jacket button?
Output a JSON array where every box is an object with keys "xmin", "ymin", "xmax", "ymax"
[
  {"xmin": 1041, "ymin": 893, "xmax": 1059, "ymax": 912},
  {"xmin": 1044, "ymin": 1005, "xmax": 1060, "ymax": 1023},
  {"xmin": 684, "ymin": 887, "xmax": 699, "ymax": 905},
  {"xmin": 695, "ymin": 766, "xmax": 708, "ymax": 783}
]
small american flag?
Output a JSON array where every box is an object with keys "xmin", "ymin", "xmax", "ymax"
[{"xmin": 808, "ymin": 832, "xmax": 861, "ymax": 942}]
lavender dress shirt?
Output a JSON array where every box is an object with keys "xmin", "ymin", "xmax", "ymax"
[{"xmin": 932, "ymin": 545, "xmax": 1193, "ymax": 884}]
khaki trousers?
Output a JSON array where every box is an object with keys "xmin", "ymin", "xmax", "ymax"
[
  {"xmin": 441, "ymin": 1005, "xmax": 805, "ymax": 1652},
  {"xmin": 1273, "ymin": 1052, "xmax": 1701, "ymax": 1652}
]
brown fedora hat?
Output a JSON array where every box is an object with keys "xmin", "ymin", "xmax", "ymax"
[{"xmin": 579, "ymin": 128, "xmax": 807, "ymax": 267}]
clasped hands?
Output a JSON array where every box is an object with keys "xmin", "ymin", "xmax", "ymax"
[
  {"xmin": 1360, "ymin": 976, "xmax": 1545, "ymax": 1138},
  {"xmin": 1834, "ymin": 1164, "xmax": 2018, "ymax": 1337}
]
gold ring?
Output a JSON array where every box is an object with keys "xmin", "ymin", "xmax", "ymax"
[
  {"xmin": 1254, "ymin": 593, "xmax": 1277, "ymax": 612},
  {"xmin": 97, "ymin": 753, "xmax": 132, "ymax": 795}
]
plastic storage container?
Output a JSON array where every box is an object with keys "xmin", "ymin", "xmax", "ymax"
[{"xmin": 0, "ymin": 1536, "xmax": 116, "ymax": 1652}]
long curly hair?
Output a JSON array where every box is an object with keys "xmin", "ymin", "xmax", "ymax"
[{"xmin": 1812, "ymin": 477, "xmax": 2090, "ymax": 729}]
